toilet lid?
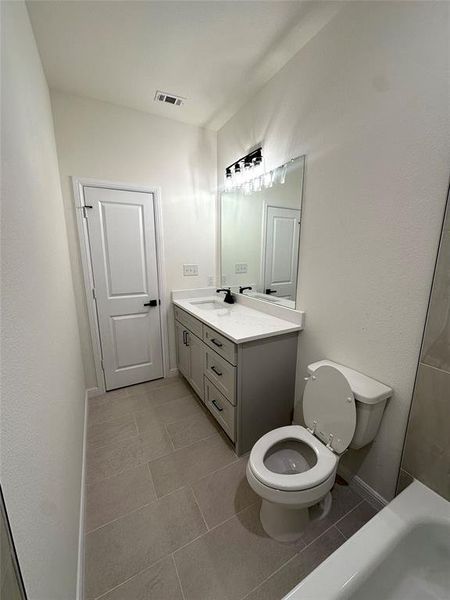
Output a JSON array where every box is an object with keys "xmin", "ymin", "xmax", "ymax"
[{"xmin": 303, "ymin": 365, "xmax": 356, "ymax": 454}]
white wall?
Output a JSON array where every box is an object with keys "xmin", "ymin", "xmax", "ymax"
[
  {"xmin": 1, "ymin": 2, "xmax": 86, "ymax": 598},
  {"xmin": 218, "ymin": 1, "xmax": 449, "ymax": 500},
  {"xmin": 50, "ymin": 92, "xmax": 217, "ymax": 389}
]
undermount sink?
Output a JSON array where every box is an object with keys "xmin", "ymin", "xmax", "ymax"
[{"xmin": 189, "ymin": 299, "xmax": 227, "ymax": 311}]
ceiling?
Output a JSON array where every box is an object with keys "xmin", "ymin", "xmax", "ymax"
[{"xmin": 27, "ymin": 1, "xmax": 342, "ymax": 131}]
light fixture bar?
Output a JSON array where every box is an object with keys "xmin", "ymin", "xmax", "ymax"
[{"xmin": 225, "ymin": 147, "xmax": 262, "ymax": 174}]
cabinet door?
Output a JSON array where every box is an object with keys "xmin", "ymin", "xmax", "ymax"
[
  {"xmin": 175, "ymin": 321, "xmax": 190, "ymax": 379},
  {"xmin": 186, "ymin": 331, "xmax": 205, "ymax": 401}
]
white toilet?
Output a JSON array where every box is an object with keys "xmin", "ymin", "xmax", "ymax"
[{"xmin": 246, "ymin": 360, "xmax": 392, "ymax": 542}]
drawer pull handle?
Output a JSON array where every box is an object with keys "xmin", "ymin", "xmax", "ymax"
[
  {"xmin": 211, "ymin": 338, "xmax": 223, "ymax": 347},
  {"xmin": 212, "ymin": 399, "xmax": 223, "ymax": 412},
  {"xmin": 211, "ymin": 365, "xmax": 222, "ymax": 377}
]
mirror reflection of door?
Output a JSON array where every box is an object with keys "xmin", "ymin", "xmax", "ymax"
[{"xmin": 263, "ymin": 206, "xmax": 300, "ymax": 301}]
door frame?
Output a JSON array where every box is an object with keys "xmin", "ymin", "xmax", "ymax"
[{"xmin": 72, "ymin": 177, "xmax": 169, "ymax": 396}]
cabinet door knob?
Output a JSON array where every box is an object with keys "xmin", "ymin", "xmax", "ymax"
[
  {"xmin": 211, "ymin": 338, "xmax": 223, "ymax": 347},
  {"xmin": 211, "ymin": 365, "xmax": 222, "ymax": 377}
]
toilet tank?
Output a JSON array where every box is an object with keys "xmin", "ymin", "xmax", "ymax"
[{"xmin": 307, "ymin": 360, "xmax": 392, "ymax": 449}]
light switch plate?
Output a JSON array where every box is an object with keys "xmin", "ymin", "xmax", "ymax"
[
  {"xmin": 183, "ymin": 264, "xmax": 199, "ymax": 276},
  {"xmin": 235, "ymin": 263, "xmax": 248, "ymax": 274}
]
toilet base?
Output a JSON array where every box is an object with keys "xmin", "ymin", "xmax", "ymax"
[
  {"xmin": 259, "ymin": 492, "xmax": 333, "ymax": 542},
  {"xmin": 260, "ymin": 499, "xmax": 310, "ymax": 542}
]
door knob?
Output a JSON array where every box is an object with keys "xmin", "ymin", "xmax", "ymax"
[{"xmin": 144, "ymin": 299, "xmax": 158, "ymax": 307}]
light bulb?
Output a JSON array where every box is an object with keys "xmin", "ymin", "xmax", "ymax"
[
  {"xmin": 234, "ymin": 162, "xmax": 242, "ymax": 187},
  {"xmin": 279, "ymin": 163, "xmax": 288, "ymax": 184},
  {"xmin": 263, "ymin": 171, "xmax": 273, "ymax": 188},
  {"xmin": 252, "ymin": 175, "xmax": 261, "ymax": 192}
]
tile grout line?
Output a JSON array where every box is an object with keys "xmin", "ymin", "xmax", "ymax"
[
  {"xmin": 172, "ymin": 553, "xmax": 187, "ymax": 600},
  {"xmin": 92, "ymin": 554, "xmax": 171, "ymax": 600},
  {"xmin": 240, "ymin": 522, "xmax": 345, "ymax": 600},
  {"xmin": 148, "ymin": 438, "xmax": 239, "ymax": 499},
  {"xmin": 85, "ymin": 464, "xmax": 157, "ymax": 533},
  {"xmin": 85, "ymin": 444, "xmax": 173, "ymax": 487},
  {"xmin": 189, "ymin": 484, "xmax": 210, "ymax": 531},
  {"xmin": 332, "ymin": 499, "xmax": 364, "ymax": 531},
  {"xmin": 172, "ymin": 500, "xmax": 260, "ymax": 559},
  {"xmin": 334, "ymin": 499, "xmax": 367, "ymax": 539},
  {"xmin": 146, "ymin": 461, "xmax": 158, "ymax": 500},
  {"xmin": 85, "ymin": 483, "xmax": 198, "ymax": 536},
  {"xmin": 164, "ymin": 422, "xmax": 176, "ymax": 452},
  {"xmin": 90, "ymin": 383, "xmax": 193, "ymax": 430},
  {"xmin": 85, "ymin": 500, "xmax": 156, "ymax": 536}
]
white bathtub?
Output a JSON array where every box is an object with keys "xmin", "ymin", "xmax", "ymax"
[{"xmin": 284, "ymin": 480, "xmax": 450, "ymax": 600}]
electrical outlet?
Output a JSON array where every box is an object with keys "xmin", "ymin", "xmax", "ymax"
[
  {"xmin": 235, "ymin": 263, "xmax": 248, "ymax": 274},
  {"xmin": 183, "ymin": 264, "xmax": 199, "ymax": 276}
]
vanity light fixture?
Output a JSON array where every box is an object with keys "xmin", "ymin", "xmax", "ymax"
[
  {"xmin": 225, "ymin": 147, "xmax": 262, "ymax": 192},
  {"xmin": 224, "ymin": 147, "xmax": 292, "ymax": 193}
]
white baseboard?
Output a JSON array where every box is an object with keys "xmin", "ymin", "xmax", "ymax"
[
  {"xmin": 338, "ymin": 466, "xmax": 387, "ymax": 512},
  {"xmin": 87, "ymin": 386, "xmax": 104, "ymax": 398},
  {"xmin": 166, "ymin": 367, "xmax": 179, "ymax": 378},
  {"xmin": 76, "ymin": 391, "xmax": 88, "ymax": 600}
]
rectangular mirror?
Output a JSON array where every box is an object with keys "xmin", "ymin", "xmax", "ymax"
[{"xmin": 220, "ymin": 155, "xmax": 305, "ymax": 309}]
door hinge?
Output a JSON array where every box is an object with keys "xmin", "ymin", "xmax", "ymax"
[
  {"xmin": 82, "ymin": 205, "xmax": 93, "ymax": 219},
  {"xmin": 100, "ymin": 359, "xmax": 105, "ymax": 371},
  {"xmin": 92, "ymin": 288, "xmax": 96, "ymax": 299}
]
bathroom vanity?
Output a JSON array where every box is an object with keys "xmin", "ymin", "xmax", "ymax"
[{"xmin": 173, "ymin": 291, "xmax": 304, "ymax": 455}]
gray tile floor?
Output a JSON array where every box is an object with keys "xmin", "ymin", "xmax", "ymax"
[{"xmin": 85, "ymin": 376, "xmax": 377, "ymax": 600}]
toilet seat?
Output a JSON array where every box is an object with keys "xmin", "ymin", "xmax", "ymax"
[
  {"xmin": 303, "ymin": 365, "xmax": 356, "ymax": 454},
  {"xmin": 249, "ymin": 425, "xmax": 337, "ymax": 491}
]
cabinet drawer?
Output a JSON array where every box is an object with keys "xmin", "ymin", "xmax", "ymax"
[
  {"xmin": 174, "ymin": 306, "xmax": 203, "ymax": 338},
  {"xmin": 204, "ymin": 378, "xmax": 235, "ymax": 442},
  {"xmin": 205, "ymin": 349, "xmax": 236, "ymax": 405},
  {"xmin": 203, "ymin": 326, "xmax": 237, "ymax": 365}
]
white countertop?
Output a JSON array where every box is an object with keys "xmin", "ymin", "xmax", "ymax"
[{"xmin": 173, "ymin": 294, "xmax": 303, "ymax": 344}]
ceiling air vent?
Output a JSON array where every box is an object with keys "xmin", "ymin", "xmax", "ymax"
[{"xmin": 154, "ymin": 91, "xmax": 185, "ymax": 107}]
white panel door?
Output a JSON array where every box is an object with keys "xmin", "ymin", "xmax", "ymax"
[
  {"xmin": 85, "ymin": 186, "xmax": 163, "ymax": 390},
  {"xmin": 263, "ymin": 206, "xmax": 300, "ymax": 300}
]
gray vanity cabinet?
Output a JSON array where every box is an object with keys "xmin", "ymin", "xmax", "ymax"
[
  {"xmin": 175, "ymin": 320, "xmax": 205, "ymax": 401},
  {"xmin": 174, "ymin": 305, "xmax": 298, "ymax": 455}
]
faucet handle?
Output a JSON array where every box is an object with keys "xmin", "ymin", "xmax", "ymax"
[{"xmin": 216, "ymin": 288, "xmax": 235, "ymax": 304}]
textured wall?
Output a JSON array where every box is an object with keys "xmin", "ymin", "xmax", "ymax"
[
  {"xmin": 399, "ymin": 195, "xmax": 450, "ymax": 499},
  {"xmin": 218, "ymin": 1, "xmax": 450, "ymax": 500},
  {"xmin": 1, "ymin": 2, "xmax": 86, "ymax": 598}
]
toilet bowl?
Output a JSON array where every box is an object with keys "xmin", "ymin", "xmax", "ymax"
[
  {"xmin": 247, "ymin": 360, "xmax": 392, "ymax": 542},
  {"xmin": 246, "ymin": 425, "xmax": 338, "ymax": 541}
]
